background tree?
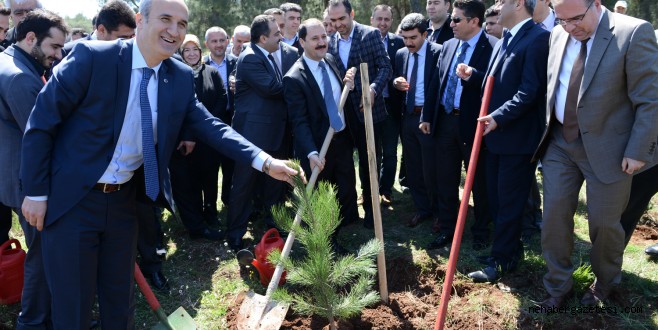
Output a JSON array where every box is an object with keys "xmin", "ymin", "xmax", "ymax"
[{"xmin": 64, "ymin": 13, "xmax": 93, "ymax": 34}]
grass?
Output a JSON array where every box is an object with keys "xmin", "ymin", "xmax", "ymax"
[{"xmin": 1, "ymin": 148, "xmax": 657, "ymax": 329}]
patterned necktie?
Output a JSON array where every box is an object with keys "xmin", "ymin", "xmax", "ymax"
[
  {"xmin": 140, "ymin": 68, "xmax": 159, "ymax": 201},
  {"xmin": 406, "ymin": 52, "xmax": 419, "ymax": 114},
  {"xmin": 443, "ymin": 42, "xmax": 470, "ymax": 113},
  {"xmin": 268, "ymin": 54, "xmax": 283, "ymax": 81},
  {"xmin": 318, "ymin": 61, "xmax": 344, "ymax": 131},
  {"xmin": 563, "ymin": 38, "xmax": 589, "ymax": 143}
]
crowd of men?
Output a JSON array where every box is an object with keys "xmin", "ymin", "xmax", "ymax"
[{"xmin": 0, "ymin": 0, "xmax": 657, "ymax": 328}]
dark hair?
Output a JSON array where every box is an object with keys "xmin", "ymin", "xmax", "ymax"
[
  {"xmin": 484, "ymin": 5, "xmax": 499, "ymax": 18},
  {"xmin": 453, "ymin": 0, "xmax": 485, "ymax": 27},
  {"xmin": 70, "ymin": 27, "xmax": 86, "ymax": 36},
  {"xmin": 328, "ymin": 0, "xmax": 352, "ymax": 15},
  {"xmin": 0, "ymin": 7, "xmax": 10, "ymax": 16},
  {"xmin": 97, "ymin": 0, "xmax": 136, "ymax": 32},
  {"xmin": 16, "ymin": 9, "xmax": 68, "ymax": 43},
  {"xmin": 250, "ymin": 14, "xmax": 275, "ymax": 44},
  {"xmin": 399, "ymin": 13, "xmax": 427, "ymax": 34},
  {"xmin": 263, "ymin": 8, "xmax": 283, "ymax": 16},
  {"xmin": 298, "ymin": 18, "xmax": 323, "ymax": 40},
  {"xmin": 280, "ymin": 2, "xmax": 302, "ymax": 14},
  {"xmin": 371, "ymin": 4, "xmax": 392, "ymax": 18},
  {"xmin": 91, "ymin": 14, "xmax": 97, "ymax": 28}
]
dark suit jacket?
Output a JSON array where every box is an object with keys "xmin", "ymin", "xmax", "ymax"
[
  {"xmin": 284, "ymin": 54, "xmax": 347, "ymax": 158},
  {"xmin": 203, "ymin": 53, "xmax": 237, "ymax": 121},
  {"xmin": 483, "ymin": 20, "xmax": 549, "ymax": 155},
  {"xmin": 193, "ymin": 64, "xmax": 228, "ymax": 122},
  {"xmin": 328, "ymin": 22, "xmax": 392, "ymax": 124},
  {"xmin": 20, "ymin": 39, "xmax": 260, "ymax": 226},
  {"xmin": 383, "ymin": 32, "xmax": 405, "ymax": 121},
  {"xmin": 233, "ymin": 43, "xmax": 287, "ymax": 152},
  {"xmin": 0, "ymin": 46, "xmax": 44, "ymax": 208},
  {"xmin": 280, "ymin": 42, "xmax": 299, "ymax": 75},
  {"xmin": 426, "ymin": 17, "xmax": 454, "ymax": 45},
  {"xmin": 423, "ymin": 32, "xmax": 498, "ymax": 143},
  {"xmin": 393, "ymin": 42, "xmax": 442, "ymax": 113}
]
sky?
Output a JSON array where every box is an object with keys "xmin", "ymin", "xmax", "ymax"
[{"xmin": 40, "ymin": 0, "xmax": 101, "ymax": 19}]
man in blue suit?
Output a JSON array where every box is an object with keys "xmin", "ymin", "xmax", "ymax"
[
  {"xmin": 20, "ymin": 0, "xmax": 300, "ymax": 328},
  {"xmin": 466, "ymin": 0, "xmax": 549, "ymax": 282}
]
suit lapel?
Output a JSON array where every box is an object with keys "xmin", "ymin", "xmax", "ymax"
[
  {"xmin": 441, "ymin": 41, "xmax": 458, "ymax": 89},
  {"xmin": 156, "ymin": 60, "xmax": 172, "ymax": 156},
  {"xmin": 301, "ymin": 59, "xmax": 327, "ymax": 115},
  {"xmin": 114, "ymin": 40, "xmax": 132, "ymax": 143},
  {"xmin": 469, "ymin": 33, "xmax": 488, "ymax": 69},
  {"xmin": 423, "ymin": 44, "xmax": 433, "ymax": 89},
  {"xmin": 548, "ymin": 30, "xmax": 570, "ymax": 112},
  {"xmin": 347, "ymin": 23, "xmax": 363, "ymax": 69},
  {"xmin": 490, "ymin": 20, "xmax": 534, "ymax": 77},
  {"xmin": 580, "ymin": 10, "xmax": 613, "ymax": 99}
]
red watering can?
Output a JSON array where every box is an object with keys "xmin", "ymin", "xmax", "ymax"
[{"xmin": 0, "ymin": 239, "xmax": 26, "ymax": 304}]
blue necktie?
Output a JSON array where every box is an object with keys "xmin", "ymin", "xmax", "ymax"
[
  {"xmin": 140, "ymin": 68, "xmax": 159, "ymax": 201},
  {"xmin": 406, "ymin": 52, "xmax": 419, "ymax": 114},
  {"xmin": 443, "ymin": 42, "xmax": 470, "ymax": 113},
  {"xmin": 318, "ymin": 61, "xmax": 344, "ymax": 131},
  {"xmin": 501, "ymin": 31, "xmax": 512, "ymax": 54}
]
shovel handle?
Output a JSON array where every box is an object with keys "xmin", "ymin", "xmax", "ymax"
[
  {"xmin": 134, "ymin": 262, "xmax": 161, "ymax": 311},
  {"xmin": 264, "ymin": 68, "xmax": 356, "ymax": 299}
]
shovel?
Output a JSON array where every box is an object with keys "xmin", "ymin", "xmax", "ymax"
[
  {"xmin": 236, "ymin": 67, "xmax": 356, "ymax": 330},
  {"xmin": 134, "ymin": 263, "xmax": 197, "ymax": 330}
]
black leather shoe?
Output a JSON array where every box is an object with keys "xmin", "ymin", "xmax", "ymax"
[
  {"xmin": 189, "ymin": 227, "xmax": 224, "ymax": 241},
  {"xmin": 645, "ymin": 243, "xmax": 658, "ymax": 256},
  {"xmin": 427, "ymin": 233, "xmax": 452, "ymax": 249},
  {"xmin": 147, "ymin": 271, "xmax": 170, "ymax": 292},
  {"xmin": 228, "ymin": 237, "xmax": 243, "ymax": 251},
  {"xmin": 468, "ymin": 266, "xmax": 499, "ymax": 283}
]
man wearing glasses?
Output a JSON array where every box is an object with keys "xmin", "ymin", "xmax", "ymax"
[{"xmin": 536, "ymin": 0, "xmax": 658, "ymax": 308}]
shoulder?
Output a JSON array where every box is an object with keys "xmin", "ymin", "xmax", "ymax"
[
  {"xmin": 396, "ymin": 47, "xmax": 408, "ymax": 57},
  {"xmin": 482, "ymin": 33, "xmax": 499, "ymax": 47},
  {"xmin": 282, "ymin": 42, "xmax": 298, "ymax": 55},
  {"xmin": 429, "ymin": 42, "xmax": 442, "ymax": 54}
]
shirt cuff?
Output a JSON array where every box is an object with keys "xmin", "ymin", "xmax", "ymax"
[
  {"xmin": 27, "ymin": 196, "xmax": 48, "ymax": 201},
  {"xmin": 251, "ymin": 151, "xmax": 271, "ymax": 172},
  {"xmin": 307, "ymin": 151, "xmax": 319, "ymax": 159}
]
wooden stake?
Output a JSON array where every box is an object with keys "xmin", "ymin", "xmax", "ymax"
[{"xmin": 359, "ymin": 63, "xmax": 388, "ymax": 303}]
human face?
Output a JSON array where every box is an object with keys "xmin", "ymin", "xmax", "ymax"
[
  {"xmin": 272, "ymin": 13, "xmax": 285, "ymax": 31},
  {"xmin": 450, "ymin": 8, "xmax": 479, "ymax": 41},
  {"xmin": 205, "ymin": 31, "xmax": 227, "ymax": 59},
  {"xmin": 136, "ymin": 0, "xmax": 188, "ymax": 67},
  {"xmin": 260, "ymin": 19, "xmax": 281, "ymax": 53},
  {"xmin": 323, "ymin": 15, "xmax": 336, "ymax": 35},
  {"xmin": 400, "ymin": 28, "xmax": 426, "ymax": 54},
  {"xmin": 370, "ymin": 8, "xmax": 392, "ymax": 36},
  {"xmin": 232, "ymin": 33, "xmax": 250, "ymax": 56},
  {"xmin": 284, "ymin": 10, "xmax": 301, "ymax": 36},
  {"xmin": 485, "ymin": 16, "xmax": 502, "ymax": 38},
  {"xmin": 614, "ymin": 5, "xmax": 625, "ymax": 14},
  {"xmin": 533, "ymin": 0, "xmax": 550, "ymax": 22},
  {"xmin": 327, "ymin": 3, "xmax": 354, "ymax": 38},
  {"xmin": 554, "ymin": 0, "xmax": 600, "ymax": 41},
  {"xmin": 426, "ymin": 0, "xmax": 450, "ymax": 23},
  {"xmin": 30, "ymin": 27, "xmax": 65, "ymax": 68},
  {"xmin": 0, "ymin": 15, "xmax": 9, "ymax": 40},
  {"xmin": 300, "ymin": 24, "xmax": 328, "ymax": 61},
  {"xmin": 495, "ymin": 0, "xmax": 518, "ymax": 29},
  {"xmin": 181, "ymin": 41, "xmax": 201, "ymax": 65},
  {"xmin": 9, "ymin": 0, "xmax": 38, "ymax": 25},
  {"xmin": 97, "ymin": 23, "xmax": 135, "ymax": 41}
]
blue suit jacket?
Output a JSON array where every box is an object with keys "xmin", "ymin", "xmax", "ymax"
[
  {"xmin": 328, "ymin": 22, "xmax": 392, "ymax": 124},
  {"xmin": 483, "ymin": 20, "xmax": 549, "ymax": 155},
  {"xmin": 423, "ymin": 33, "xmax": 498, "ymax": 142},
  {"xmin": 21, "ymin": 39, "xmax": 260, "ymax": 226}
]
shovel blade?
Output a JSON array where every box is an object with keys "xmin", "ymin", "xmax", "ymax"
[
  {"xmin": 152, "ymin": 306, "xmax": 197, "ymax": 330},
  {"xmin": 237, "ymin": 291, "xmax": 289, "ymax": 330}
]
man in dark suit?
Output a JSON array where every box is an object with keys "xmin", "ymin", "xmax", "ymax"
[
  {"xmin": 422, "ymin": 0, "xmax": 496, "ymax": 250},
  {"xmin": 20, "ymin": 1, "xmax": 299, "ymax": 328},
  {"xmin": 0, "ymin": 10, "xmax": 66, "ymax": 330},
  {"xmin": 203, "ymin": 26, "xmax": 236, "ymax": 216},
  {"xmin": 370, "ymin": 4, "xmax": 404, "ymax": 206},
  {"xmin": 280, "ymin": 2, "xmax": 303, "ymax": 55},
  {"xmin": 466, "ymin": 0, "xmax": 549, "ymax": 283},
  {"xmin": 392, "ymin": 13, "xmax": 441, "ymax": 228},
  {"xmin": 426, "ymin": 0, "xmax": 455, "ymax": 44},
  {"xmin": 537, "ymin": 0, "xmax": 658, "ymax": 308},
  {"xmin": 228, "ymin": 14, "xmax": 291, "ymax": 251},
  {"xmin": 327, "ymin": 0, "xmax": 392, "ymax": 228},
  {"xmin": 285, "ymin": 18, "xmax": 358, "ymax": 253}
]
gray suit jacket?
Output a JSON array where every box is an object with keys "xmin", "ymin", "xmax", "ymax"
[
  {"xmin": 0, "ymin": 46, "xmax": 44, "ymax": 208},
  {"xmin": 536, "ymin": 9, "xmax": 658, "ymax": 183}
]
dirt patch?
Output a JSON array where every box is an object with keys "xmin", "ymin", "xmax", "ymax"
[{"xmin": 630, "ymin": 224, "xmax": 658, "ymax": 245}]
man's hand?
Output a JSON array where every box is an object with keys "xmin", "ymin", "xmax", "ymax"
[
  {"xmin": 343, "ymin": 67, "xmax": 356, "ymax": 90},
  {"xmin": 309, "ymin": 154, "xmax": 325, "ymax": 173},
  {"xmin": 456, "ymin": 63, "xmax": 473, "ymax": 81},
  {"xmin": 477, "ymin": 115, "xmax": 498, "ymax": 135},
  {"xmin": 621, "ymin": 157, "xmax": 645, "ymax": 175},
  {"xmin": 267, "ymin": 158, "xmax": 307, "ymax": 185},
  {"xmin": 22, "ymin": 198, "xmax": 47, "ymax": 231},
  {"xmin": 177, "ymin": 141, "xmax": 196, "ymax": 156},
  {"xmin": 419, "ymin": 122, "xmax": 431, "ymax": 135},
  {"xmin": 393, "ymin": 77, "xmax": 409, "ymax": 91},
  {"xmin": 229, "ymin": 75, "xmax": 236, "ymax": 93}
]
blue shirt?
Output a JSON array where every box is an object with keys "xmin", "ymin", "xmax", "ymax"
[
  {"xmin": 406, "ymin": 41, "xmax": 428, "ymax": 107},
  {"xmin": 337, "ymin": 25, "xmax": 355, "ymax": 69}
]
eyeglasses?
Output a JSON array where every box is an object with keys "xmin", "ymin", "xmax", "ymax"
[
  {"xmin": 556, "ymin": 0, "xmax": 594, "ymax": 26},
  {"xmin": 451, "ymin": 16, "xmax": 472, "ymax": 24}
]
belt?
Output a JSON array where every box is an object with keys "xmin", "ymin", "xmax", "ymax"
[
  {"xmin": 448, "ymin": 108, "xmax": 460, "ymax": 116},
  {"xmin": 93, "ymin": 182, "xmax": 123, "ymax": 193}
]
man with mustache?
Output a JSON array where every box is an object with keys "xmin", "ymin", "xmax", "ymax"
[{"xmin": 0, "ymin": 9, "xmax": 66, "ymax": 329}]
